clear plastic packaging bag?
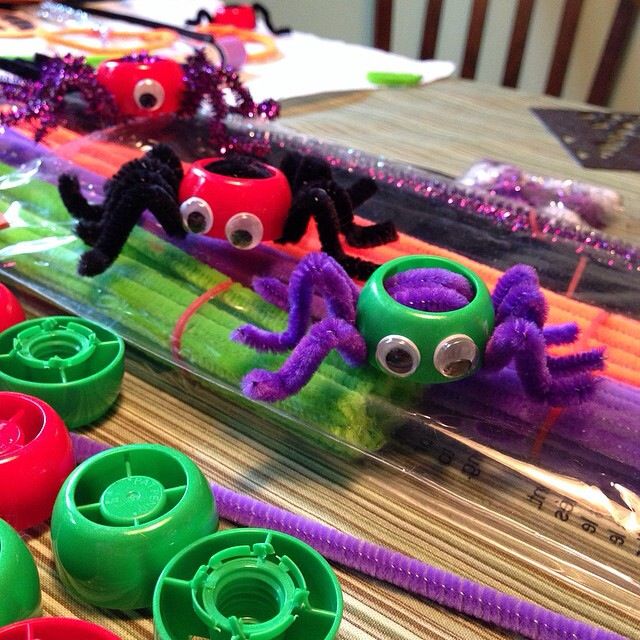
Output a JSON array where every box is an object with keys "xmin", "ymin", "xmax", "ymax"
[{"xmin": 0, "ymin": 117, "xmax": 639, "ymax": 629}]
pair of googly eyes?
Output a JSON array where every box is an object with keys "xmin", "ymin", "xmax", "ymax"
[
  {"xmin": 180, "ymin": 197, "xmax": 264, "ymax": 250},
  {"xmin": 133, "ymin": 79, "xmax": 166, "ymax": 111},
  {"xmin": 376, "ymin": 334, "xmax": 479, "ymax": 379}
]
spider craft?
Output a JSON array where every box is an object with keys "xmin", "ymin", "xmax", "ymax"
[
  {"xmin": 231, "ymin": 252, "xmax": 605, "ymax": 404},
  {"xmin": 58, "ymin": 144, "xmax": 398, "ymax": 278},
  {"xmin": 0, "ymin": 50, "xmax": 279, "ymax": 153}
]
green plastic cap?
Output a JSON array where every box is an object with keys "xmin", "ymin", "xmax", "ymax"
[
  {"xmin": 356, "ymin": 255, "xmax": 495, "ymax": 384},
  {"xmin": 0, "ymin": 316, "xmax": 125, "ymax": 429},
  {"xmin": 0, "ymin": 518, "xmax": 41, "ymax": 626},
  {"xmin": 51, "ymin": 444, "xmax": 218, "ymax": 610},
  {"xmin": 153, "ymin": 528, "xmax": 343, "ymax": 640}
]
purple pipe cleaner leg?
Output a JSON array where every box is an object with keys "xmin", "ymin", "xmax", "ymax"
[
  {"xmin": 241, "ymin": 316, "xmax": 367, "ymax": 402},
  {"xmin": 485, "ymin": 265, "xmax": 604, "ymax": 403},
  {"xmin": 485, "ymin": 318, "xmax": 601, "ymax": 403},
  {"xmin": 232, "ymin": 253, "xmax": 358, "ymax": 353},
  {"xmin": 252, "ymin": 277, "xmax": 290, "ymax": 311},
  {"xmin": 547, "ymin": 349, "xmax": 605, "ymax": 374},
  {"xmin": 492, "ymin": 264, "xmax": 539, "ymax": 310},
  {"xmin": 544, "ymin": 323, "xmax": 579, "ymax": 345},
  {"xmin": 70, "ymin": 434, "xmax": 630, "ymax": 640}
]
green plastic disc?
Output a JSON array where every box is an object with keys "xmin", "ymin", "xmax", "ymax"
[
  {"xmin": 153, "ymin": 528, "xmax": 343, "ymax": 640},
  {"xmin": 0, "ymin": 518, "xmax": 41, "ymax": 626},
  {"xmin": 0, "ymin": 316, "xmax": 125, "ymax": 429},
  {"xmin": 51, "ymin": 444, "xmax": 218, "ymax": 610}
]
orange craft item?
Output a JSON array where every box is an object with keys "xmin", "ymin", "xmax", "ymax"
[{"xmin": 41, "ymin": 27, "xmax": 177, "ymax": 56}]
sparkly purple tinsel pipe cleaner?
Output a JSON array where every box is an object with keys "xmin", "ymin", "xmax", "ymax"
[
  {"xmin": 232, "ymin": 252, "xmax": 603, "ymax": 403},
  {"xmin": 71, "ymin": 433, "xmax": 628, "ymax": 640},
  {"xmin": 0, "ymin": 50, "xmax": 279, "ymax": 154}
]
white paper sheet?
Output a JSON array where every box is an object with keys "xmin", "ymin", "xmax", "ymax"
[{"xmin": 0, "ymin": 1, "xmax": 456, "ymax": 102}]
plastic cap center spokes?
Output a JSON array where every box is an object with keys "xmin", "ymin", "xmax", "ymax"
[{"xmin": 99, "ymin": 475, "xmax": 166, "ymax": 525}]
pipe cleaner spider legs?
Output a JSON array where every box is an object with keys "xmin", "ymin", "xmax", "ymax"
[
  {"xmin": 277, "ymin": 153, "xmax": 398, "ymax": 279},
  {"xmin": 484, "ymin": 265, "xmax": 604, "ymax": 403},
  {"xmin": 232, "ymin": 253, "xmax": 366, "ymax": 401},
  {"xmin": 0, "ymin": 55, "xmax": 118, "ymax": 141},
  {"xmin": 181, "ymin": 50, "xmax": 279, "ymax": 155},
  {"xmin": 232, "ymin": 252, "xmax": 359, "ymax": 351},
  {"xmin": 59, "ymin": 144, "xmax": 186, "ymax": 276},
  {"xmin": 280, "ymin": 152, "xmax": 398, "ymax": 247},
  {"xmin": 239, "ymin": 318, "xmax": 367, "ymax": 401}
]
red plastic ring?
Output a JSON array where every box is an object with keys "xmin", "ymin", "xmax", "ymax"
[
  {"xmin": 0, "ymin": 393, "xmax": 74, "ymax": 530},
  {"xmin": 178, "ymin": 158, "xmax": 292, "ymax": 244},
  {"xmin": 0, "ymin": 617, "xmax": 121, "ymax": 639},
  {"xmin": 0, "ymin": 285, "xmax": 25, "ymax": 333}
]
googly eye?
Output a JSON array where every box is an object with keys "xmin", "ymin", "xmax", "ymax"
[
  {"xmin": 225, "ymin": 213, "xmax": 264, "ymax": 250},
  {"xmin": 180, "ymin": 197, "xmax": 214, "ymax": 234},
  {"xmin": 133, "ymin": 79, "xmax": 165, "ymax": 111},
  {"xmin": 375, "ymin": 335, "xmax": 420, "ymax": 377},
  {"xmin": 433, "ymin": 334, "xmax": 479, "ymax": 379}
]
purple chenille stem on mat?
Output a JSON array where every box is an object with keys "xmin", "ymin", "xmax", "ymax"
[{"xmin": 70, "ymin": 433, "xmax": 629, "ymax": 640}]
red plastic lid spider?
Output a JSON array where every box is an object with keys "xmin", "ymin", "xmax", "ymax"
[
  {"xmin": 178, "ymin": 157, "xmax": 293, "ymax": 249},
  {"xmin": 0, "ymin": 618, "xmax": 121, "ymax": 640},
  {"xmin": 96, "ymin": 57, "xmax": 185, "ymax": 117}
]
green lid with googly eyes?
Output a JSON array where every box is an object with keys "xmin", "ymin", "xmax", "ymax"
[
  {"xmin": 51, "ymin": 443, "xmax": 218, "ymax": 610},
  {"xmin": 153, "ymin": 528, "xmax": 343, "ymax": 640},
  {"xmin": 0, "ymin": 518, "xmax": 41, "ymax": 626},
  {"xmin": 0, "ymin": 316, "xmax": 125, "ymax": 429},
  {"xmin": 356, "ymin": 255, "xmax": 495, "ymax": 384}
]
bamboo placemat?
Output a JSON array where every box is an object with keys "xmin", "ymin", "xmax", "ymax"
[{"xmin": 21, "ymin": 349, "xmax": 639, "ymax": 639}]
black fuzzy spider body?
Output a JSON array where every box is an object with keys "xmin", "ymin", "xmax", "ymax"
[{"xmin": 58, "ymin": 145, "xmax": 398, "ymax": 279}]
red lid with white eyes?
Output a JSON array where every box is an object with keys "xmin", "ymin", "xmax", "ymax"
[
  {"xmin": 178, "ymin": 158, "xmax": 293, "ymax": 249},
  {"xmin": 0, "ymin": 285, "xmax": 25, "ymax": 333},
  {"xmin": 0, "ymin": 618, "xmax": 121, "ymax": 640},
  {"xmin": 0, "ymin": 393, "xmax": 74, "ymax": 531},
  {"xmin": 96, "ymin": 58, "xmax": 185, "ymax": 117}
]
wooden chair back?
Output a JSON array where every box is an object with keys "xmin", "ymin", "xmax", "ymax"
[{"xmin": 374, "ymin": 0, "xmax": 639, "ymax": 106}]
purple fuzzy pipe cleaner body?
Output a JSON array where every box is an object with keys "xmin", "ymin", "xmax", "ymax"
[{"xmin": 71, "ymin": 433, "xmax": 629, "ymax": 640}]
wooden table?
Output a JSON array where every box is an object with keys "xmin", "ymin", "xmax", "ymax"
[{"xmin": 23, "ymin": 79, "xmax": 640, "ymax": 640}]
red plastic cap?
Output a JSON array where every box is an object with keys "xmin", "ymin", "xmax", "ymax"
[
  {"xmin": 0, "ymin": 285, "xmax": 25, "ymax": 333},
  {"xmin": 179, "ymin": 158, "xmax": 292, "ymax": 246},
  {"xmin": 0, "ymin": 393, "xmax": 74, "ymax": 530},
  {"xmin": 214, "ymin": 5, "xmax": 256, "ymax": 29},
  {"xmin": 96, "ymin": 58, "xmax": 185, "ymax": 117},
  {"xmin": 0, "ymin": 617, "xmax": 121, "ymax": 639}
]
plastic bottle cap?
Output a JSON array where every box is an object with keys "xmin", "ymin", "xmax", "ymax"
[
  {"xmin": 356, "ymin": 255, "xmax": 495, "ymax": 384},
  {"xmin": 154, "ymin": 528, "xmax": 343, "ymax": 640},
  {"xmin": 0, "ymin": 316, "xmax": 125, "ymax": 429},
  {"xmin": 0, "ymin": 393, "xmax": 74, "ymax": 531},
  {"xmin": 52, "ymin": 444, "xmax": 218, "ymax": 610},
  {"xmin": 0, "ymin": 285, "xmax": 25, "ymax": 333},
  {"xmin": 0, "ymin": 617, "xmax": 122, "ymax": 639},
  {"xmin": 0, "ymin": 519, "xmax": 41, "ymax": 627}
]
